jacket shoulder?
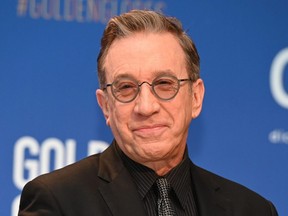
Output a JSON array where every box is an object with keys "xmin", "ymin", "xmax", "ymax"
[
  {"xmin": 19, "ymin": 153, "xmax": 113, "ymax": 216},
  {"xmin": 192, "ymin": 164, "xmax": 278, "ymax": 215},
  {"xmin": 35, "ymin": 153, "xmax": 103, "ymax": 186}
]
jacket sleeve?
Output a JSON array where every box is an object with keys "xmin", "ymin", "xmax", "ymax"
[{"xmin": 18, "ymin": 179, "xmax": 63, "ymax": 216}]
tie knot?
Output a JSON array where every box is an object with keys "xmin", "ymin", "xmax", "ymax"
[{"xmin": 156, "ymin": 178, "xmax": 171, "ymax": 198}]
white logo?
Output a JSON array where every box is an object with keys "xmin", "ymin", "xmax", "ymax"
[
  {"xmin": 269, "ymin": 129, "xmax": 288, "ymax": 145},
  {"xmin": 11, "ymin": 136, "xmax": 109, "ymax": 216},
  {"xmin": 270, "ymin": 48, "xmax": 288, "ymax": 109},
  {"xmin": 16, "ymin": 0, "xmax": 166, "ymax": 23}
]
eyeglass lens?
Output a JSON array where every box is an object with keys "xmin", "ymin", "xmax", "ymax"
[{"xmin": 109, "ymin": 75, "xmax": 186, "ymax": 103}]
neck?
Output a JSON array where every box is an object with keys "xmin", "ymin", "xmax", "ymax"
[{"xmin": 143, "ymin": 150, "xmax": 185, "ymax": 176}]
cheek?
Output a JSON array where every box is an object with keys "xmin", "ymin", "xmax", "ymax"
[
  {"xmin": 172, "ymin": 96, "xmax": 193, "ymax": 123},
  {"xmin": 109, "ymin": 104, "xmax": 131, "ymax": 129}
]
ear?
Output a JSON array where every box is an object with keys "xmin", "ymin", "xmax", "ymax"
[
  {"xmin": 191, "ymin": 79, "xmax": 205, "ymax": 119},
  {"xmin": 96, "ymin": 89, "xmax": 110, "ymax": 126}
]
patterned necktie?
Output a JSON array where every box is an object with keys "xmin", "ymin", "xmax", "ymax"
[{"xmin": 156, "ymin": 178, "xmax": 175, "ymax": 216}]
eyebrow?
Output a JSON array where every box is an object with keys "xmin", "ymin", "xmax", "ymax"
[
  {"xmin": 113, "ymin": 73, "xmax": 135, "ymax": 80},
  {"xmin": 113, "ymin": 70, "xmax": 177, "ymax": 81},
  {"xmin": 153, "ymin": 70, "xmax": 177, "ymax": 77}
]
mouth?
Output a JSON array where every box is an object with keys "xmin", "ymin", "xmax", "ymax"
[{"xmin": 132, "ymin": 125, "xmax": 168, "ymax": 138}]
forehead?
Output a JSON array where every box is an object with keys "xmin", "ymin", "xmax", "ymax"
[{"xmin": 104, "ymin": 32, "xmax": 187, "ymax": 81}]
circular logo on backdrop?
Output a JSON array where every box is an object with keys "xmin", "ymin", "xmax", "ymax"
[
  {"xmin": 270, "ymin": 47, "xmax": 288, "ymax": 109},
  {"xmin": 269, "ymin": 48, "xmax": 288, "ymax": 146}
]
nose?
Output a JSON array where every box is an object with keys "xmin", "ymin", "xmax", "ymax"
[{"xmin": 133, "ymin": 83, "xmax": 160, "ymax": 116}]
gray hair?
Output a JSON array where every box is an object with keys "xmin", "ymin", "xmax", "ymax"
[{"xmin": 97, "ymin": 10, "xmax": 200, "ymax": 89}]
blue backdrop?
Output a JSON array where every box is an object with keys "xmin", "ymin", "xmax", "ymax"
[{"xmin": 1, "ymin": 1, "xmax": 287, "ymax": 215}]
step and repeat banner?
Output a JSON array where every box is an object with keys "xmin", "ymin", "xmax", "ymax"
[{"xmin": 1, "ymin": 1, "xmax": 287, "ymax": 215}]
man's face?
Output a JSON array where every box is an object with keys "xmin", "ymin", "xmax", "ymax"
[{"xmin": 96, "ymin": 32, "xmax": 204, "ymax": 169}]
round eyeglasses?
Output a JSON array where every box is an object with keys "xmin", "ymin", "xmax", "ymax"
[{"xmin": 103, "ymin": 75, "xmax": 192, "ymax": 103}]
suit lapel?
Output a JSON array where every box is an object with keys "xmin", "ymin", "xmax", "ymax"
[
  {"xmin": 97, "ymin": 142, "xmax": 146, "ymax": 216},
  {"xmin": 191, "ymin": 163, "xmax": 232, "ymax": 216},
  {"xmin": 96, "ymin": 143, "xmax": 232, "ymax": 216}
]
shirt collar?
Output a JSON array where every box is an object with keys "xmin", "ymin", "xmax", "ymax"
[
  {"xmin": 116, "ymin": 143, "xmax": 192, "ymax": 209},
  {"xmin": 165, "ymin": 152, "xmax": 191, "ymax": 209},
  {"xmin": 116, "ymin": 144, "xmax": 158, "ymax": 199}
]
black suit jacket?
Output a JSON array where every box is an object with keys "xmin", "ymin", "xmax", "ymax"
[{"xmin": 19, "ymin": 142, "xmax": 278, "ymax": 216}]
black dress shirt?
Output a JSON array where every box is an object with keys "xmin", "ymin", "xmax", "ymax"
[{"xmin": 117, "ymin": 146, "xmax": 198, "ymax": 216}]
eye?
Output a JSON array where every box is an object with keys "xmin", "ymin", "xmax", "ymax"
[
  {"xmin": 116, "ymin": 81, "xmax": 137, "ymax": 91},
  {"xmin": 112, "ymin": 80, "xmax": 138, "ymax": 98},
  {"xmin": 155, "ymin": 78, "xmax": 174, "ymax": 85},
  {"xmin": 154, "ymin": 77, "xmax": 178, "ymax": 90}
]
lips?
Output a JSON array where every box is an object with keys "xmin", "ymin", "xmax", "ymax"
[{"xmin": 131, "ymin": 124, "xmax": 168, "ymax": 138}]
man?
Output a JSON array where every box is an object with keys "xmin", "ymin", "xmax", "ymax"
[{"xmin": 19, "ymin": 10, "xmax": 278, "ymax": 216}]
